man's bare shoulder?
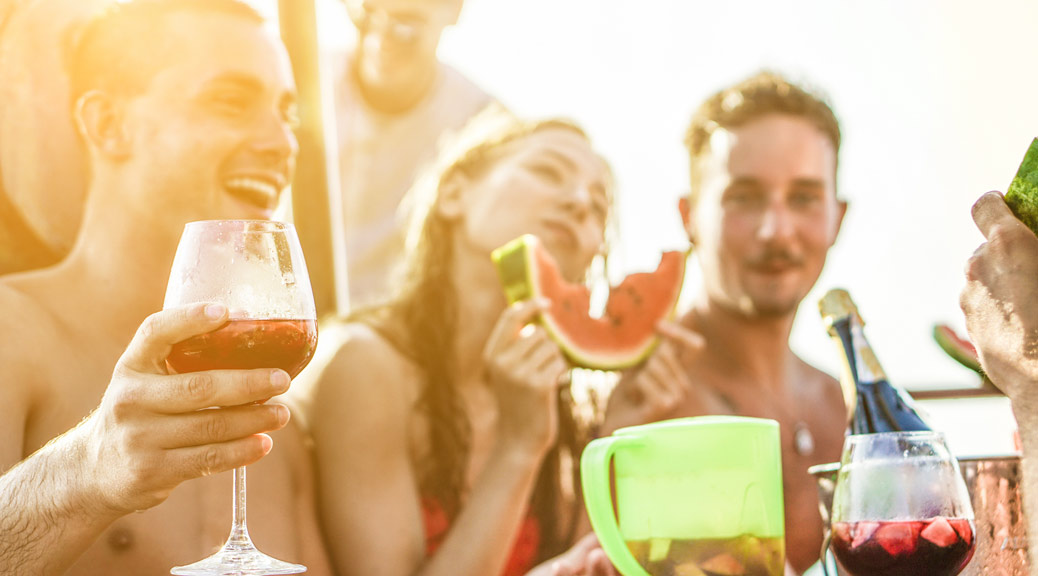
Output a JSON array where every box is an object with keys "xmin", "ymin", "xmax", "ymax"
[
  {"xmin": 794, "ymin": 358, "xmax": 848, "ymax": 436},
  {"xmin": 796, "ymin": 359, "xmax": 843, "ymax": 405},
  {"xmin": 0, "ymin": 281, "xmax": 62, "ymax": 375},
  {"xmin": 0, "ymin": 280, "xmax": 64, "ymax": 467}
]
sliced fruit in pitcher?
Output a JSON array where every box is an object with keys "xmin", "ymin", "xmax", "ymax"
[{"xmin": 699, "ymin": 553, "xmax": 745, "ymax": 575}]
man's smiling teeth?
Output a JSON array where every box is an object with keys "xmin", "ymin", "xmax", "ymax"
[{"xmin": 225, "ymin": 177, "xmax": 280, "ymax": 207}]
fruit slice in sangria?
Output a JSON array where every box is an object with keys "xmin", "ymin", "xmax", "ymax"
[{"xmin": 831, "ymin": 517, "xmax": 975, "ymax": 576}]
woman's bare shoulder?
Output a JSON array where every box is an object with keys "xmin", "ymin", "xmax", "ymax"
[
  {"xmin": 298, "ymin": 320, "xmax": 421, "ymax": 433},
  {"xmin": 320, "ymin": 321, "xmax": 415, "ymax": 380}
]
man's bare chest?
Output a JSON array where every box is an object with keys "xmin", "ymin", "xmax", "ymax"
[{"xmin": 23, "ymin": 352, "xmax": 116, "ymax": 456}]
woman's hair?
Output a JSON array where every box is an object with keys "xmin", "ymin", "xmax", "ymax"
[{"xmin": 357, "ymin": 104, "xmax": 614, "ymax": 560}]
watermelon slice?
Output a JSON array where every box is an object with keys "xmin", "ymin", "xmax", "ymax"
[
  {"xmin": 933, "ymin": 323, "xmax": 982, "ymax": 374},
  {"xmin": 949, "ymin": 518, "xmax": 974, "ymax": 547},
  {"xmin": 873, "ymin": 522, "xmax": 918, "ymax": 557},
  {"xmin": 920, "ymin": 517, "xmax": 959, "ymax": 548},
  {"xmin": 491, "ymin": 234, "xmax": 687, "ymax": 371},
  {"xmin": 851, "ymin": 521, "xmax": 880, "ymax": 549},
  {"xmin": 1006, "ymin": 137, "xmax": 1038, "ymax": 235}
]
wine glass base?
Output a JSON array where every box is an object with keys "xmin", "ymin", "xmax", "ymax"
[{"xmin": 171, "ymin": 546, "xmax": 306, "ymax": 575}]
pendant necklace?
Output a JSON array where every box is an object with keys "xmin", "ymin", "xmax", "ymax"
[{"xmin": 792, "ymin": 421, "xmax": 816, "ymax": 457}]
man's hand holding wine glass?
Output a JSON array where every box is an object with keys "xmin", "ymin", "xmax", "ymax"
[{"xmin": 74, "ymin": 302, "xmax": 292, "ymax": 516}]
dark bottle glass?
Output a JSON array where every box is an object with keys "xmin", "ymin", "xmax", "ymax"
[{"xmin": 819, "ymin": 289, "xmax": 931, "ymax": 434}]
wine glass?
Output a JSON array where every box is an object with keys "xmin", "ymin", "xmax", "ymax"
[
  {"xmin": 829, "ymin": 432, "xmax": 976, "ymax": 576},
  {"xmin": 164, "ymin": 220, "xmax": 318, "ymax": 575}
]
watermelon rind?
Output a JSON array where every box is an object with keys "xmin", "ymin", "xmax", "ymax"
[
  {"xmin": 932, "ymin": 324, "xmax": 983, "ymax": 375},
  {"xmin": 491, "ymin": 235, "xmax": 686, "ymax": 371},
  {"xmin": 492, "ymin": 237, "xmax": 536, "ymax": 305},
  {"xmin": 1006, "ymin": 137, "xmax": 1038, "ymax": 235}
]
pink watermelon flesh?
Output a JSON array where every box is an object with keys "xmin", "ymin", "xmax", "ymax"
[
  {"xmin": 492, "ymin": 235, "xmax": 686, "ymax": 371},
  {"xmin": 933, "ymin": 324, "xmax": 983, "ymax": 374},
  {"xmin": 851, "ymin": 521, "xmax": 879, "ymax": 549},
  {"xmin": 920, "ymin": 517, "xmax": 958, "ymax": 548},
  {"xmin": 949, "ymin": 518, "xmax": 973, "ymax": 547},
  {"xmin": 874, "ymin": 522, "xmax": 917, "ymax": 556}
]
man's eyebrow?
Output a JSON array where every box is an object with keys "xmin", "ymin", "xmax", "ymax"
[
  {"xmin": 727, "ymin": 176, "xmax": 762, "ymax": 188},
  {"xmin": 201, "ymin": 72, "xmax": 265, "ymax": 92},
  {"xmin": 790, "ymin": 177, "xmax": 826, "ymax": 189}
]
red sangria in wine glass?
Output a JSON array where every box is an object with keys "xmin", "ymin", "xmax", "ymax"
[
  {"xmin": 163, "ymin": 220, "xmax": 317, "ymax": 575},
  {"xmin": 829, "ymin": 432, "xmax": 976, "ymax": 576}
]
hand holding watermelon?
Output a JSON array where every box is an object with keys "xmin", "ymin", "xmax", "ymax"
[
  {"xmin": 961, "ymin": 191, "xmax": 1038, "ymax": 402},
  {"xmin": 492, "ymin": 235, "xmax": 687, "ymax": 371},
  {"xmin": 483, "ymin": 298, "xmax": 569, "ymax": 457},
  {"xmin": 599, "ymin": 321, "xmax": 706, "ymax": 435}
]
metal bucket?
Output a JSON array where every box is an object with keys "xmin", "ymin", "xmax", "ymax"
[{"xmin": 809, "ymin": 455, "xmax": 1029, "ymax": 575}]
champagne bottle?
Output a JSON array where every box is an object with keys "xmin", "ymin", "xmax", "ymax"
[{"xmin": 819, "ymin": 288, "xmax": 930, "ymax": 434}]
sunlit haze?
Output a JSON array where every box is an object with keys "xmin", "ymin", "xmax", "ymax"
[{"xmin": 253, "ymin": 0, "xmax": 1037, "ymax": 450}]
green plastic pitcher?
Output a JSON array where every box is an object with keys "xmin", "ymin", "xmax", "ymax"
[{"xmin": 581, "ymin": 416, "xmax": 785, "ymax": 576}]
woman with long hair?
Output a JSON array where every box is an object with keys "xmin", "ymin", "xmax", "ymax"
[{"xmin": 302, "ymin": 107, "xmax": 617, "ymax": 576}]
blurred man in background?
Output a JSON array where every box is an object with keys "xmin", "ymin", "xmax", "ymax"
[
  {"xmin": 291, "ymin": 0, "xmax": 495, "ymax": 312},
  {"xmin": 603, "ymin": 71, "xmax": 848, "ymax": 573}
]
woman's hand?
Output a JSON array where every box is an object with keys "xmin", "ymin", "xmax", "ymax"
[{"xmin": 483, "ymin": 298, "xmax": 568, "ymax": 457}]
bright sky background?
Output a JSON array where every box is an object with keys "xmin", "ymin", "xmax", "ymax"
[{"xmin": 254, "ymin": 1, "xmax": 1038, "ymax": 445}]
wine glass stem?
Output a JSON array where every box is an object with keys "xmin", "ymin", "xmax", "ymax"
[{"xmin": 227, "ymin": 466, "xmax": 253, "ymax": 549}]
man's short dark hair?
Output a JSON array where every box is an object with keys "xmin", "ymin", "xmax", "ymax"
[
  {"xmin": 68, "ymin": 0, "xmax": 266, "ymax": 104},
  {"xmin": 684, "ymin": 70, "xmax": 842, "ymax": 199}
]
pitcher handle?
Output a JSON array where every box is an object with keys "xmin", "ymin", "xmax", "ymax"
[{"xmin": 580, "ymin": 435, "xmax": 649, "ymax": 576}]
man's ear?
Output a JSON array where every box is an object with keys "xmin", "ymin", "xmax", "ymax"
[
  {"xmin": 678, "ymin": 195, "xmax": 698, "ymax": 244},
  {"xmin": 75, "ymin": 90, "xmax": 130, "ymax": 159},
  {"xmin": 435, "ymin": 170, "xmax": 469, "ymax": 220},
  {"xmin": 830, "ymin": 198, "xmax": 848, "ymax": 245}
]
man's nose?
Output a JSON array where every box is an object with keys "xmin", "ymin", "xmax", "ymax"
[
  {"xmin": 758, "ymin": 201, "xmax": 795, "ymax": 241},
  {"xmin": 252, "ymin": 112, "xmax": 298, "ymax": 164}
]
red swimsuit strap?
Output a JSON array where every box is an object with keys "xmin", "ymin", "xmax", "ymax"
[{"xmin": 421, "ymin": 498, "xmax": 541, "ymax": 576}]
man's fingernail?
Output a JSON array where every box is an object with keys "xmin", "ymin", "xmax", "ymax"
[
  {"xmin": 271, "ymin": 370, "xmax": 290, "ymax": 391},
  {"xmin": 259, "ymin": 434, "xmax": 274, "ymax": 454},
  {"xmin": 205, "ymin": 304, "xmax": 226, "ymax": 319},
  {"xmin": 273, "ymin": 405, "xmax": 290, "ymax": 426}
]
